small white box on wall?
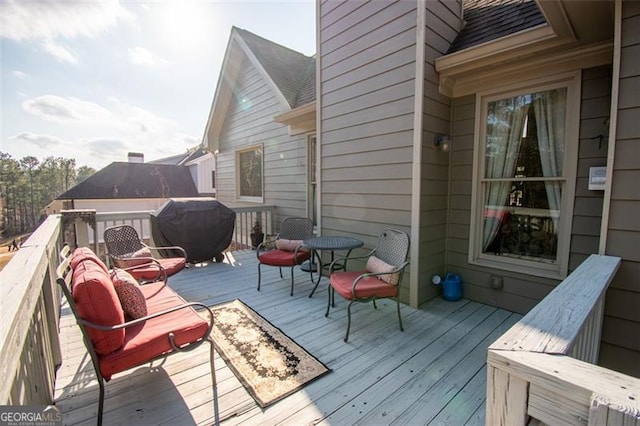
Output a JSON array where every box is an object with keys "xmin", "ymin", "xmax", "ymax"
[{"xmin": 588, "ymin": 166, "xmax": 607, "ymax": 191}]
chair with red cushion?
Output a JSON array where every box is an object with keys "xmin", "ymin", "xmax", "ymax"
[
  {"xmin": 56, "ymin": 245, "xmax": 218, "ymax": 426},
  {"xmin": 325, "ymin": 229, "xmax": 410, "ymax": 342},
  {"xmin": 104, "ymin": 224, "xmax": 187, "ymax": 282},
  {"xmin": 256, "ymin": 217, "xmax": 314, "ymax": 296}
]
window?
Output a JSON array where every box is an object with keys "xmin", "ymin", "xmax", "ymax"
[
  {"xmin": 470, "ymin": 74, "xmax": 579, "ymax": 278},
  {"xmin": 211, "ymin": 171, "xmax": 216, "ymax": 189},
  {"xmin": 236, "ymin": 145, "xmax": 263, "ymax": 201}
]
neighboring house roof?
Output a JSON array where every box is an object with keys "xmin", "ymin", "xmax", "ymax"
[
  {"xmin": 448, "ymin": 0, "xmax": 547, "ymax": 53},
  {"xmin": 234, "ymin": 28, "xmax": 315, "ymax": 108},
  {"xmin": 149, "ymin": 147, "xmax": 209, "ymax": 166},
  {"xmin": 57, "ymin": 162, "xmax": 198, "ymax": 200}
]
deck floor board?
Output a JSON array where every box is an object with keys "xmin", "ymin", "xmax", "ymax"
[{"xmin": 54, "ymin": 249, "xmax": 520, "ymax": 425}]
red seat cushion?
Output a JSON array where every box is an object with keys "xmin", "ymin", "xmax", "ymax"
[
  {"xmin": 258, "ymin": 249, "xmax": 311, "ymax": 267},
  {"xmin": 330, "ymin": 271, "xmax": 399, "ymax": 300},
  {"xmin": 127, "ymin": 257, "xmax": 186, "ymax": 281},
  {"xmin": 98, "ymin": 281, "xmax": 209, "ymax": 380},
  {"xmin": 71, "ymin": 247, "xmax": 109, "ymax": 273},
  {"xmin": 72, "ymin": 258, "xmax": 126, "ymax": 355}
]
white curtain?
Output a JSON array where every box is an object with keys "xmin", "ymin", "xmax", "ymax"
[
  {"xmin": 533, "ymin": 89, "xmax": 566, "ymax": 231},
  {"xmin": 482, "ymin": 97, "xmax": 528, "ymax": 251}
]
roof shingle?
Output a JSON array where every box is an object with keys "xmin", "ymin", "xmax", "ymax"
[
  {"xmin": 448, "ymin": 0, "xmax": 547, "ymax": 53},
  {"xmin": 235, "ymin": 27, "xmax": 316, "ymax": 108},
  {"xmin": 57, "ymin": 162, "xmax": 199, "ymax": 200}
]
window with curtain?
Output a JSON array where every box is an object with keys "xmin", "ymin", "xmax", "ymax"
[
  {"xmin": 236, "ymin": 145, "xmax": 263, "ymax": 200},
  {"xmin": 471, "ymin": 75, "xmax": 579, "ymax": 278}
]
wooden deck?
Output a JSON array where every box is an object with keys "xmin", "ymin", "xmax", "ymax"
[{"xmin": 54, "ymin": 250, "xmax": 522, "ymax": 425}]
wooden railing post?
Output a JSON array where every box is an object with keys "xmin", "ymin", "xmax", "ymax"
[{"xmin": 484, "ymin": 255, "xmax": 638, "ymax": 425}]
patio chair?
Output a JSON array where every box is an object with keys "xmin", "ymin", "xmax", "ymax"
[
  {"xmin": 256, "ymin": 216, "xmax": 314, "ymax": 296},
  {"xmin": 56, "ymin": 245, "xmax": 218, "ymax": 426},
  {"xmin": 104, "ymin": 224, "xmax": 187, "ymax": 282},
  {"xmin": 325, "ymin": 229, "xmax": 410, "ymax": 342}
]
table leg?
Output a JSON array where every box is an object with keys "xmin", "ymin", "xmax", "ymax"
[{"xmin": 308, "ymin": 250, "xmax": 323, "ymax": 298}]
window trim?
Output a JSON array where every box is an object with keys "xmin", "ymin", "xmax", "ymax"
[
  {"xmin": 235, "ymin": 144, "xmax": 264, "ymax": 203},
  {"xmin": 468, "ymin": 71, "xmax": 581, "ymax": 279}
]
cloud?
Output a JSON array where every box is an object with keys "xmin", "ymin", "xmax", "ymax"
[
  {"xmin": 42, "ymin": 40, "xmax": 78, "ymax": 64},
  {"xmin": 12, "ymin": 70, "xmax": 29, "ymax": 79},
  {"xmin": 22, "ymin": 95, "xmax": 104, "ymax": 122},
  {"xmin": 84, "ymin": 138, "xmax": 130, "ymax": 160},
  {"xmin": 10, "ymin": 132, "xmax": 65, "ymax": 148},
  {"xmin": 127, "ymin": 47, "xmax": 165, "ymax": 66},
  {"xmin": 20, "ymin": 94, "xmax": 198, "ymax": 166},
  {"xmin": 0, "ymin": 0, "xmax": 134, "ymax": 41}
]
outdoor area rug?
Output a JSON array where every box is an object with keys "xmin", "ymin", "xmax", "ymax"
[{"xmin": 211, "ymin": 299, "xmax": 331, "ymax": 408}]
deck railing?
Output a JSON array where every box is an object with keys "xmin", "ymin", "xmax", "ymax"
[
  {"xmin": 0, "ymin": 215, "xmax": 63, "ymax": 405},
  {"xmin": 486, "ymin": 254, "xmax": 640, "ymax": 425},
  {"xmin": 65, "ymin": 204, "xmax": 276, "ymax": 254}
]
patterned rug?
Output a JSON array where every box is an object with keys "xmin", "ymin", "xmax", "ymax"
[{"xmin": 211, "ymin": 299, "xmax": 331, "ymax": 408}]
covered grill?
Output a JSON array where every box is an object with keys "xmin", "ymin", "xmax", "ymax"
[{"xmin": 150, "ymin": 198, "xmax": 236, "ymax": 263}]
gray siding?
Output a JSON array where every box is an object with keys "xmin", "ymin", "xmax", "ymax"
[
  {"xmin": 419, "ymin": 0, "xmax": 462, "ymax": 305},
  {"xmin": 601, "ymin": 0, "xmax": 640, "ymax": 377},
  {"xmin": 446, "ymin": 66, "xmax": 613, "ymax": 315},
  {"xmin": 216, "ymin": 57, "xmax": 308, "ymax": 225},
  {"xmin": 319, "ymin": 0, "xmax": 418, "ymax": 301}
]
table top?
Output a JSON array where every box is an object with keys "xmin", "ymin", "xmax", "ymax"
[{"xmin": 303, "ymin": 236, "xmax": 364, "ymax": 251}]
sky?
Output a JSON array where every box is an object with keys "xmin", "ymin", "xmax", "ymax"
[{"xmin": 0, "ymin": 0, "xmax": 316, "ymax": 170}]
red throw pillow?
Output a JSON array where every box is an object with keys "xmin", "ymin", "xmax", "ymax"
[
  {"xmin": 110, "ymin": 269, "xmax": 148, "ymax": 320},
  {"xmin": 72, "ymin": 259, "xmax": 125, "ymax": 354},
  {"xmin": 366, "ymin": 256, "xmax": 400, "ymax": 285}
]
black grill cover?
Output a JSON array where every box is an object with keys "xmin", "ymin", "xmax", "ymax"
[{"xmin": 150, "ymin": 198, "xmax": 236, "ymax": 263}]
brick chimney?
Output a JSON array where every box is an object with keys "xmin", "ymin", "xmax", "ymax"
[{"xmin": 128, "ymin": 152, "xmax": 144, "ymax": 163}]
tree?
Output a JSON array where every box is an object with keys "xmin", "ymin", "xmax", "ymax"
[
  {"xmin": 76, "ymin": 166, "xmax": 96, "ymax": 183},
  {"xmin": 0, "ymin": 152, "xmax": 96, "ymax": 237}
]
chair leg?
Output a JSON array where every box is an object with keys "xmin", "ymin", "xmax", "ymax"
[
  {"xmin": 97, "ymin": 377, "xmax": 105, "ymax": 426},
  {"xmin": 373, "ymin": 299, "xmax": 377, "ymax": 310},
  {"xmin": 345, "ymin": 300, "xmax": 355, "ymax": 342},
  {"xmin": 289, "ymin": 267, "xmax": 294, "ymax": 296},
  {"xmin": 257, "ymin": 264, "xmax": 262, "ymax": 291},
  {"xmin": 208, "ymin": 336, "xmax": 219, "ymax": 426},
  {"xmin": 325, "ymin": 285, "xmax": 332, "ymax": 317},
  {"xmin": 279, "ymin": 267, "xmax": 283, "ymax": 280},
  {"xmin": 396, "ymin": 298, "xmax": 404, "ymax": 332}
]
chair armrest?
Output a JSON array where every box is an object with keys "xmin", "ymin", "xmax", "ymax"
[
  {"xmin": 256, "ymin": 234, "xmax": 280, "ymax": 257},
  {"xmin": 77, "ymin": 301, "xmax": 214, "ymax": 351},
  {"xmin": 329, "ymin": 249, "xmax": 375, "ymax": 273},
  {"xmin": 145, "ymin": 245, "xmax": 188, "ymax": 259},
  {"xmin": 119, "ymin": 258, "xmax": 168, "ymax": 283}
]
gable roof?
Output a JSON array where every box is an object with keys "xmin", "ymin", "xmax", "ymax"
[
  {"xmin": 203, "ymin": 27, "xmax": 315, "ymax": 152},
  {"xmin": 234, "ymin": 28, "xmax": 315, "ymax": 109},
  {"xmin": 448, "ymin": 0, "xmax": 547, "ymax": 53},
  {"xmin": 149, "ymin": 147, "xmax": 209, "ymax": 166},
  {"xmin": 57, "ymin": 162, "xmax": 198, "ymax": 200}
]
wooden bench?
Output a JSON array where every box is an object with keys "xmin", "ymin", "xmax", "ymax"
[{"xmin": 56, "ymin": 245, "xmax": 219, "ymax": 425}]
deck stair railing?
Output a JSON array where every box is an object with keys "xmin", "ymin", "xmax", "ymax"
[{"xmin": 485, "ymin": 254, "xmax": 640, "ymax": 425}]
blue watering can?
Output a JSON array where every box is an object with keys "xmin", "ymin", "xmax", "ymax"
[{"xmin": 432, "ymin": 273, "xmax": 462, "ymax": 301}]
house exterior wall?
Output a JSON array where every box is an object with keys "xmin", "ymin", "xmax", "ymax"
[
  {"xmin": 419, "ymin": 0, "xmax": 462, "ymax": 304},
  {"xmin": 215, "ymin": 57, "xmax": 308, "ymax": 226},
  {"xmin": 446, "ymin": 66, "xmax": 611, "ymax": 314},
  {"xmin": 600, "ymin": 0, "xmax": 640, "ymax": 377},
  {"xmin": 318, "ymin": 0, "xmax": 418, "ymax": 301},
  {"xmin": 187, "ymin": 153, "xmax": 216, "ymax": 196}
]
